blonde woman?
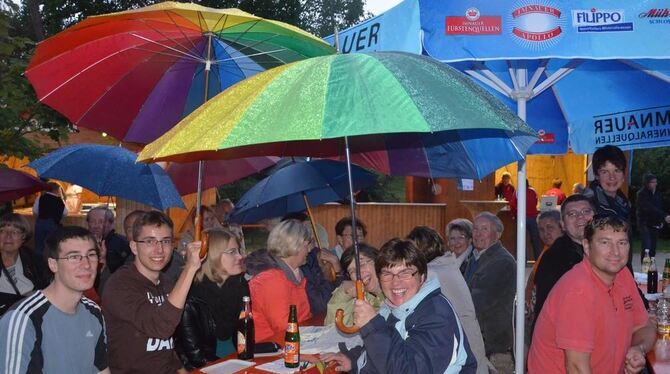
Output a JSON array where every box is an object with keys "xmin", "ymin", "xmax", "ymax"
[
  {"xmin": 247, "ymin": 219, "xmax": 312, "ymax": 342},
  {"xmin": 175, "ymin": 228, "xmax": 248, "ymax": 370}
]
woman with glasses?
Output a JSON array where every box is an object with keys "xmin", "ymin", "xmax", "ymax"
[
  {"xmin": 323, "ymin": 238, "xmax": 477, "ymax": 373},
  {"xmin": 0, "ymin": 213, "xmax": 49, "ymax": 315},
  {"xmin": 324, "ymin": 244, "xmax": 384, "ymax": 325},
  {"xmin": 174, "ymin": 228, "xmax": 248, "ymax": 370},
  {"xmin": 246, "ymin": 219, "xmax": 312, "ymax": 342}
]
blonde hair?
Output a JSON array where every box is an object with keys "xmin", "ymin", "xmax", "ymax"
[
  {"xmin": 195, "ymin": 228, "xmax": 242, "ymax": 284},
  {"xmin": 267, "ymin": 219, "xmax": 311, "ymax": 258}
]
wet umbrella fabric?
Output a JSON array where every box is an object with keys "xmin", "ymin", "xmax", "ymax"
[
  {"xmin": 29, "ymin": 144, "xmax": 184, "ymax": 210},
  {"xmin": 229, "ymin": 159, "xmax": 377, "ymax": 224},
  {"xmin": 0, "ymin": 169, "xmax": 49, "ymax": 203}
]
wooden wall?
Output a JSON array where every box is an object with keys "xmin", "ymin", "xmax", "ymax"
[{"xmin": 311, "ymin": 202, "xmax": 448, "ymax": 249}]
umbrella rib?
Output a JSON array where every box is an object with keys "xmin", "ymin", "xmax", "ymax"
[
  {"xmin": 227, "ymin": 19, "xmax": 264, "ymax": 46},
  {"xmin": 212, "ymin": 48, "xmax": 289, "ymax": 64},
  {"xmin": 163, "ymin": 10, "xmax": 203, "ymax": 56},
  {"xmin": 131, "ymin": 33, "xmax": 204, "ymax": 62},
  {"xmin": 218, "ymin": 34, "xmax": 287, "ymax": 61},
  {"xmin": 38, "ymin": 43, "xmax": 172, "ymax": 101}
]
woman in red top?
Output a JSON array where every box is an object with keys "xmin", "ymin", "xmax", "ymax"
[{"xmin": 248, "ymin": 219, "xmax": 312, "ymax": 341}]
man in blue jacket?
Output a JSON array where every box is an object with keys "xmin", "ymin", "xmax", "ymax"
[{"xmin": 323, "ymin": 238, "xmax": 477, "ymax": 373}]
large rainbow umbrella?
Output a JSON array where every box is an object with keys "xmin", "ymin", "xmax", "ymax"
[
  {"xmin": 139, "ymin": 52, "xmax": 537, "ymax": 296},
  {"xmin": 138, "ymin": 52, "xmax": 537, "ymax": 180},
  {"xmin": 25, "ymin": 1, "xmax": 334, "ymax": 144}
]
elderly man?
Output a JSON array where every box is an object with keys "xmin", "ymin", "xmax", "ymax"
[
  {"xmin": 528, "ymin": 216, "xmax": 656, "ymax": 373},
  {"xmin": 87, "ymin": 206, "xmax": 131, "ymax": 273},
  {"xmin": 462, "ymin": 212, "xmax": 516, "ymax": 372},
  {"xmin": 533, "ymin": 194, "xmax": 595, "ymax": 319}
]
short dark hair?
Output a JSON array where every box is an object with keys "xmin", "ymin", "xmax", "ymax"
[
  {"xmin": 560, "ymin": 194, "xmax": 596, "ymax": 217},
  {"xmin": 375, "ymin": 238, "xmax": 427, "ymax": 278},
  {"xmin": 335, "ymin": 217, "xmax": 367, "ymax": 236},
  {"xmin": 340, "ymin": 243, "xmax": 378, "ymax": 276},
  {"xmin": 44, "ymin": 226, "xmax": 98, "ymax": 260},
  {"xmin": 592, "ymin": 145, "xmax": 626, "ymax": 175},
  {"xmin": 123, "ymin": 209, "xmax": 145, "ymax": 227},
  {"xmin": 552, "ymin": 178, "xmax": 562, "ymax": 188},
  {"xmin": 584, "ymin": 215, "xmax": 629, "ymax": 243},
  {"xmin": 132, "ymin": 211, "xmax": 173, "ymax": 241},
  {"xmin": 406, "ymin": 226, "xmax": 445, "ymax": 263}
]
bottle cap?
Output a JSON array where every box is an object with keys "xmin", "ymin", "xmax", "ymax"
[{"xmin": 243, "ymin": 296, "xmax": 250, "ymax": 302}]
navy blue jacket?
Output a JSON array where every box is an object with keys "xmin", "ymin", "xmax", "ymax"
[{"xmin": 344, "ymin": 278, "xmax": 477, "ymax": 373}]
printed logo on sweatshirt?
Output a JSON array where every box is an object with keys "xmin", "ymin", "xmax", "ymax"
[
  {"xmin": 146, "ymin": 291, "xmax": 166, "ymax": 306},
  {"xmin": 146, "ymin": 337, "xmax": 174, "ymax": 352}
]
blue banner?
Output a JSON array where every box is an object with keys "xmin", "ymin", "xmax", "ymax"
[
  {"xmin": 419, "ymin": 0, "xmax": 670, "ymax": 62},
  {"xmin": 324, "ymin": 0, "xmax": 421, "ymax": 53}
]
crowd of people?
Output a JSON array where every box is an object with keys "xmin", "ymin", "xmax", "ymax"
[{"xmin": 0, "ymin": 145, "xmax": 665, "ymax": 373}]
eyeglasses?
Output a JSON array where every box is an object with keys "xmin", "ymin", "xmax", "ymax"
[
  {"xmin": 347, "ymin": 258, "xmax": 374, "ymax": 277},
  {"xmin": 135, "ymin": 238, "xmax": 174, "ymax": 247},
  {"xmin": 379, "ymin": 269, "xmax": 418, "ymax": 282},
  {"xmin": 0, "ymin": 229, "xmax": 23, "ymax": 238},
  {"xmin": 222, "ymin": 247, "xmax": 246, "ymax": 256},
  {"xmin": 56, "ymin": 252, "xmax": 99, "ymax": 264},
  {"xmin": 564, "ymin": 208, "xmax": 594, "ymax": 219}
]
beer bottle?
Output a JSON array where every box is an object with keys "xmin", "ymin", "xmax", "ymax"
[
  {"xmin": 284, "ymin": 305, "xmax": 300, "ymax": 368},
  {"xmin": 648, "ymin": 257, "xmax": 658, "ymax": 294},
  {"xmin": 662, "ymin": 258, "xmax": 670, "ymax": 292},
  {"xmin": 237, "ymin": 296, "xmax": 255, "ymax": 360}
]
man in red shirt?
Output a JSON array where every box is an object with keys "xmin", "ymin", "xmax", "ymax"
[
  {"xmin": 544, "ymin": 178, "xmax": 567, "ymax": 205},
  {"xmin": 528, "ymin": 216, "xmax": 656, "ymax": 373}
]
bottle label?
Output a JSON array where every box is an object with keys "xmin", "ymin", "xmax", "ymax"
[
  {"xmin": 284, "ymin": 341, "xmax": 300, "ymax": 364},
  {"xmin": 286, "ymin": 322, "xmax": 298, "ymax": 333},
  {"xmin": 237, "ymin": 331, "xmax": 246, "ymax": 354}
]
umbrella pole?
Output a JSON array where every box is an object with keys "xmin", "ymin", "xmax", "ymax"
[
  {"xmin": 194, "ymin": 33, "xmax": 214, "ymax": 243},
  {"xmin": 344, "ymin": 136, "xmax": 361, "ymax": 281},
  {"xmin": 302, "ymin": 193, "xmax": 323, "ymax": 250}
]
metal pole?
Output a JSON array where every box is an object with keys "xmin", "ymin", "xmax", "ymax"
[
  {"xmin": 344, "ymin": 136, "xmax": 361, "ymax": 281},
  {"xmin": 514, "ymin": 67, "xmax": 528, "ymax": 374},
  {"xmin": 195, "ymin": 33, "xmax": 214, "ymax": 229}
]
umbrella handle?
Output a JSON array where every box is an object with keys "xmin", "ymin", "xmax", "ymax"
[
  {"xmin": 335, "ymin": 279, "xmax": 364, "ymax": 334},
  {"xmin": 193, "ymin": 213, "xmax": 209, "ymax": 258}
]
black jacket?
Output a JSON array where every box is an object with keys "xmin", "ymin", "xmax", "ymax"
[
  {"xmin": 174, "ymin": 274, "xmax": 249, "ymax": 370},
  {"xmin": 533, "ymin": 234, "xmax": 583, "ymax": 320},
  {"xmin": 637, "ymin": 187, "xmax": 667, "ymax": 228},
  {"xmin": 0, "ymin": 247, "xmax": 50, "ymax": 292}
]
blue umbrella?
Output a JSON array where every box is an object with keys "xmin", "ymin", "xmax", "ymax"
[
  {"xmin": 29, "ymin": 144, "xmax": 184, "ymax": 210},
  {"xmin": 230, "ymin": 159, "xmax": 377, "ymax": 224}
]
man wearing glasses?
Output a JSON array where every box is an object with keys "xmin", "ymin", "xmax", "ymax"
[
  {"xmin": 102, "ymin": 211, "xmax": 202, "ymax": 374},
  {"xmin": 533, "ymin": 194, "xmax": 596, "ymax": 322},
  {"xmin": 0, "ymin": 225, "xmax": 110, "ymax": 373}
]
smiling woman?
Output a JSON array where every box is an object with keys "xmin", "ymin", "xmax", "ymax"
[{"xmin": 0, "ymin": 213, "xmax": 49, "ymax": 315}]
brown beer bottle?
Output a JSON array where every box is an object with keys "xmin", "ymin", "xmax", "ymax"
[
  {"xmin": 284, "ymin": 305, "xmax": 300, "ymax": 368},
  {"xmin": 237, "ymin": 296, "xmax": 255, "ymax": 360},
  {"xmin": 662, "ymin": 258, "xmax": 670, "ymax": 291}
]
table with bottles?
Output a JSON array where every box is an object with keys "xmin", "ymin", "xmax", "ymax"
[
  {"xmin": 641, "ymin": 254, "xmax": 670, "ymax": 373},
  {"xmin": 192, "ymin": 314, "xmax": 333, "ymax": 374}
]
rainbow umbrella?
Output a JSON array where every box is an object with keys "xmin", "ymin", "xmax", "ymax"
[
  {"xmin": 138, "ymin": 52, "xmax": 537, "ymax": 179},
  {"xmin": 25, "ymin": 1, "xmax": 334, "ymax": 144},
  {"xmin": 139, "ymin": 52, "xmax": 537, "ymax": 291}
]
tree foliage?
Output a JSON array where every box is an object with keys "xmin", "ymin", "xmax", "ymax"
[{"xmin": 1, "ymin": 1, "xmax": 71, "ymax": 160}]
